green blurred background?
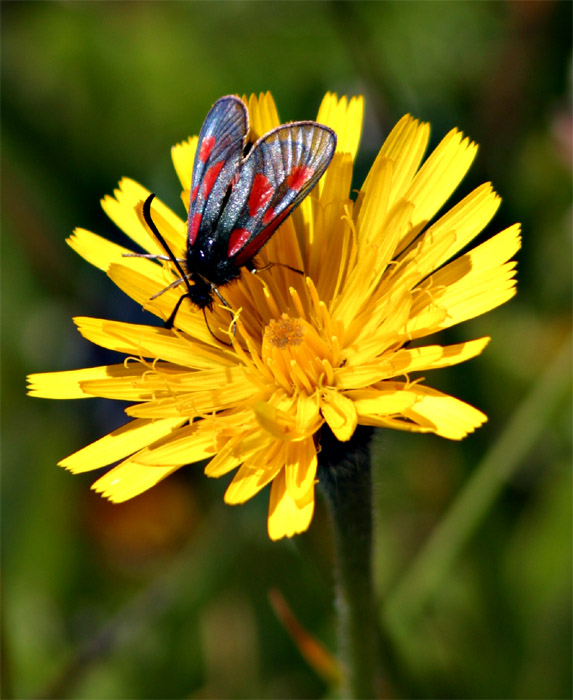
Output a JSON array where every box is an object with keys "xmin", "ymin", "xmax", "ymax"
[{"xmin": 2, "ymin": 1, "xmax": 571, "ymax": 698}]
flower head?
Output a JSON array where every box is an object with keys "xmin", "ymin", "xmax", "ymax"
[{"xmin": 28, "ymin": 92, "xmax": 520, "ymax": 540}]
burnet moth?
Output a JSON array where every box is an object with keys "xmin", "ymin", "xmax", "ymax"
[{"xmin": 137, "ymin": 95, "xmax": 337, "ymax": 328}]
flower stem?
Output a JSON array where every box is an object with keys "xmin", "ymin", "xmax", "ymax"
[{"xmin": 319, "ymin": 426, "xmax": 380, "ymax": 698}]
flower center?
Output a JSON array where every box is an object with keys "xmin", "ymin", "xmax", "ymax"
[
  {"xmin": 262, "ymin": 314, "xmax": 334, "ymax": 394},
  {"xmin": 265, "ymin": 316, "xmax": 305, "ymax": 349}
]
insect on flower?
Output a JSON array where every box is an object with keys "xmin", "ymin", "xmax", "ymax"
[
  {"xmin": 135, "ymin": 95, "xmax": 337, "ymax": 328},
  {"xmin": 28, "ymin": 92, "xmax": 522, "ymax": 541}
]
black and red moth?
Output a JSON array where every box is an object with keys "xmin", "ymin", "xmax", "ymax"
[{"xmin": 142, "ymin": 95, "xmax": 337, "ymax": 327}]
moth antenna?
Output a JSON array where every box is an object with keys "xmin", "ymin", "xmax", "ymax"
[
  {"xmin": 140, "ymin": 194, "xmax": 196, "ymax": 327},
  {"xmin": 142, "ymin": 195, "xmax": 190, "ymax": 288}
]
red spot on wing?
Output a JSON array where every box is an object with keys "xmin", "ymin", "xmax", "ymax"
[
  {"xmin": 265, "ymin": 208, "xmax": 289, "ymax": 233},
  {"xmin": 199, "ymin": 136, "xmax": 216, "ymax": 163},
  {"xmin": 227, "ymin": 228, "xmax": 251, "ymax": 258},
  {"xmin": 286, "ymin": 165, "xmax": 314, "ymax": 192},
  {"xmin": 202, "ymin": 161, "xmax": 224, "ymax": 198},
  {"xmin": 191, "ymin": 184, "xmax": 199, "ymax": 202},
  {"xmin": 248, "ymin": 174, "xmax": 274, "ymax": 217},
  {"xmin": 188, "ymin": 212, "xmax": 202, "ymax": 245},
  {"xmin": 233, "ymin": 209, "xmax": 290, "ymax": 267},
  {"xmin": 262, "ymin": 206, "xmax": 275, "ymax": 225}
]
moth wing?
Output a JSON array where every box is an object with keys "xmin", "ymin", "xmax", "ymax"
[
  {"xmin": 218, "ymin": 122, "xmax": 336, "ymax": 267},
  {"xmin": 188, "ymin": 95, "xmax": 248, "ymax": 246}
]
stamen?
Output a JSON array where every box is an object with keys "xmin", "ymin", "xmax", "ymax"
[
  {"xmin": 263, "ymin": 284, "xmax": 282, "ymax": 318},
  {"xmin": 289, "ymin": 359, "xmax": 314, "ymax": 394},
  {"xmin": 261, "ymin": 314, "xmax": 338, "ymax": 396},
  {"xmin": 289, "ymin": 287, "xmax": 307, "ymax": 321}
]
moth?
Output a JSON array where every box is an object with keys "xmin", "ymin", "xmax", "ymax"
[{"xmin": 139, "ymin": 95, "xmax": 336, "ymax": 327}]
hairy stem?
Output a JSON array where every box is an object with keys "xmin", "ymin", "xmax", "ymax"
[{"xmin": 319, "ymin": 426, "xmax": 380, "ymax": 698}]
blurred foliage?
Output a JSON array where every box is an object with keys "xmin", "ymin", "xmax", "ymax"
[{"xmin": 2, "ymin": 1, "xmax": 571, "ymax": 698}]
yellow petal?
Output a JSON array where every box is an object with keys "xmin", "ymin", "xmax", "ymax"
[
  {"xmin": 204, "ymin": 431, "xmax": 248, "ymax": 478},
  {"xmin": 78, "ymin": 366, "xmax": 172, "ymax": 402},
  {"xmin": 335, "ymin": 337, "xmax": 489, "ymax": 390},
  {"xmin": 295, "ymin": 393, "xmax": 322, "ymax": 435},
  {"xmin": 331, "ymin": 244, "xmax": 379, "ymax": 325},
  {"xmin": 171, "ymin": 136, "xmax": 198, "ymax": 191},
  {"xmin": 351, "ymin": 384, "xmax": 418, "ymax": 416},
  {"xmin": 403, "ymin": 385, "xmax": 487, "ymax": 440},
  {"xmin": 67, "ymin": 228, "xmax": 130, "ymax": 272},
  {"xmin": 101, "ymin": 179, "xmax": 154, "ymax": 250},
  {"xmin": 124, "ymin": 385, "xmax": 254, "ymax": 419},
  {"xmin": 254, "ymin": 401, "xmax": 300, "ymax": 441},
  {"xmin": 102, "ymin": 179, "xmax": 186, "ymax": 258},
  {"xmin": 284, "ymin": 438, "xmax": 318, "ymax": 501},
  {"xmin": 74, "ymin": 317, "xmax": 236, "ymax": 370},
  {"xmin": 267, "ymin": 468, "xmax": 315, "ymax": 540},
  {"xmin": 27, "ymin": 364, "xmax": 138, "ymax": 399},
  {"xmin": 59, "ymin": 417, "xmax": 186, "ymax": 472},
  {"xmin": 412, "ymin": 183, "xmax": 500, "ymax": 272},
  {"xmin": 105, "ymin": 256, "xmax": 179, "ymax": 311},
  {"xmin": 410, "ymin": 224, "xmax": 521, "ymax": 334},
  {"xmin": 107, "ymin": 257, "xmax": 180, "ymax": 304},
  {"xmin": 142, "ymin": 365, "xmax": 251, "ymax": 392},
  {"xmin": 315, "ymin": 156, "xmax": 354, "ymax": 248},
  {"xmin": 341, "ymin": 283, "xmax": 415, "ymax": 361},
  {"xmin": 204, "ymin": 449, "xmax": 241, "ymax": 478},
  {"xmin": 358, "ymin": 414, "xmax": 433, "ymax": 434},
  {"xmin": 316, "ymin": 93, "xmax": 364, "ymax": 160},
  {"xmin": 125, "ymin": 397, "xmax": 193, "ymax": 419},
  {"xmin": 106, "ymin": 262, "xmax": 218, "ymax": 344},
  {"xmin": 133, "ymin": 423, "xmax": 217, "ymax": 466},
  {"xmin": 321, "ymin": 388, "xmax": 357, "ymax": 441},
  {"xmin": 387, "ymin": 338, "xmax": 491, "ymax": 374},
  {"xmin": 221, "ymin": 426, "xmax": 277, "ymax": 463},
  {"xmin": 382, "ymin": 211, "xmax": 455, "ymax": 289},
  {"xmin": 334, "ymin": 362, "xmax": 394, "ymax": 390},
  {"xmin": 246, "ymin": 91, "xmax": 280, "ymax": 140},
  {"xmin": 403, "ymin": 128, "xmax": 478, "ymax": 228},
  {"xmin": 91, "ymin": 460, "xmax": 181, "ymax": 502},
  {"xmin": 356, "ymin": 156, "xmax": 393, "ymax": 248},
  {"xmin": 224, "ymin": 440, "xmax": 283, "ymax": 504},
  {"xmin": 361, "ymin": 114, "xmax": 430, "ymax": 207},
  {"xmin": 372, "ymin": 198, "xmax": 418, "ymax": 274},
  {"xmin": 107, "ymin": 368, "xmax": 256, "ymax": 413}
]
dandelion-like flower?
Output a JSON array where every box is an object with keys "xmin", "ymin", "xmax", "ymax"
[{"xmin": 28, "ymin": 93, "xmax": 521, "ymax": 540}]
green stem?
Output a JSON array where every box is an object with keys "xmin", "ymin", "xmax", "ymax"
[{"xmin": 320, "ymin": 426, "xmax": 380, "ymax": 698}]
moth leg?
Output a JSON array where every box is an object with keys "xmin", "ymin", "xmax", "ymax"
[
  {"xmin": 123, "ymin": 253, "xmax": 186, "ymax": 262},
  {"xmin": 202, "ymin": 308, "xmax": 233, "ymax": 347},
  {"xmin": 164, "ymin": 293, "xmax": 191, "ymax": 329},
  {"xmin": 150, "ymin": 276, "xmax": 186, "ymax": 301},
  {"xmin": 211, "ymin": 285, "xmax": 232, "ymax": 310},
  {"xmin": 249, "ymin": 260, "xmax": 304, "ymax": 276},
  {"xmin": 210, "ymin": 285, "xmax": 238, "ymax": 336}
]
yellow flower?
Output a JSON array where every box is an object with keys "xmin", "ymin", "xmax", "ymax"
[{"xmin": 28, "ymin": 92, "xmax": 521, "ymax": 540}]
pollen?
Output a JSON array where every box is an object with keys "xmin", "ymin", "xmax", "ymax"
[
  {"xmin": 265, "ymin": 315, "xmax": 305, "ymax": 348},
  {"xmin": 262, "ymin": 314, "xmax": 334, "ymax": 394}
]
